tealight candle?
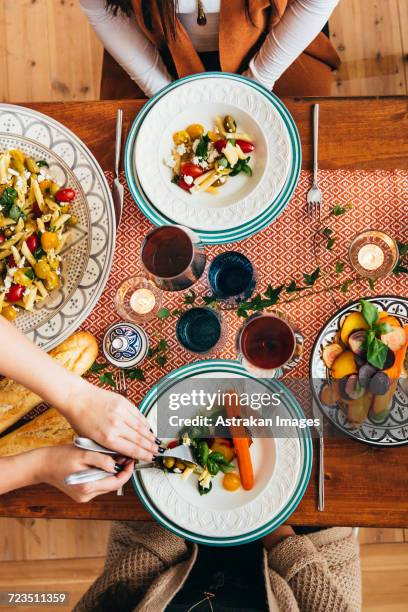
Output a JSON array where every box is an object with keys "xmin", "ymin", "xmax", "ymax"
[
  {"xmin": 115, "ymin": 276, "xmax": 162, "ymax": 323},
  {"xmin": 349, "ymin": 230, "xmax": 398, "ymax": 279},
  {"xmin": 130, "ymin": 288, "xmax": 156, "ymax": 315}
]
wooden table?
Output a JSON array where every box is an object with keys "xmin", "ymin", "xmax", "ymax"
[{"xmin": 1, "ymin": 97, "xmax": 407, "ymax": 527}]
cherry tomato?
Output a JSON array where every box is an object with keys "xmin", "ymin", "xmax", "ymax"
[
  {"xmin": 41, "ymin": 231, "xmax": 59, "ymax": 251},
  {"xmin": 167, "ymin": 440, "xmax": 179, "ymax": 450},
  {"xmin": 26, "ymin": 233, "xmax": 39, "ymax": 253},
  {"xmin": 55, "ymin": 187, "xmax": 76, "ymax": 203},
  {"xmin": 8, "ymin": 255, "xmax": 16, "ymax": 268},
  {"xmin": 178, "ymin": 177, "xmax": 192, "ymax": 192},
  {"xmin": 0, "ymin": 233, "xmax": 4, "ymax": 245},
  {"xmin": 236, "ymin": 139, "xmax": 255, "ymax": 153},
  {"xmin": 180, "ymin": 162, "xmax": 204, "ymax": 178},
  {"xmin": 214, "ymin": 139, "xmax": 227, "ymax": 153},
  {"xmin": 6, "ymin": 284, "xmax": 25, "ymax": 303},
  {"xmin": 32, "ymin": 201, "xmax": 42, "ymax": 218}
]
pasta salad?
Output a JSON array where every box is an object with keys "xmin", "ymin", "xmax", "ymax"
[{"xmin": 0, "ymin": 149, "xmax": 77, "ymax": 321}]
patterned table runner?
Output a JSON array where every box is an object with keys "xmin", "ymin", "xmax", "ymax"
[{"xmin": 83, "ymin": 169, "xmax": 408, "ymax": 403}]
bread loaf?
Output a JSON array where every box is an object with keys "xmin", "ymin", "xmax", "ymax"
[
  {"xmin": 0, "ymin": 408, "xmax": 74, "ymax": 456},
  {"xmin": 0, "ymin": 331, "xmax": 98, "ymax": 434}
]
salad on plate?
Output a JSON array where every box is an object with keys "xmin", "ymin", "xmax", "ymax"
[
  {"xmin": 319, "ymin": 299, "xmax": 408, "ymax": 426},
  {"xmin": 158, "ymin": 391, "xmax": 254, "ymax": 495},
  {"xmin": 0, "ymin": 149, "xmax": 77, "ymax": 320},
  {"xmin": 166, "ymin": 115, "xmax": 256, "ymax": 196}
]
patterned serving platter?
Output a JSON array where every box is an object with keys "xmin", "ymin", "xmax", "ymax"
[
  {"xmin": 310, "ymin": 296, "xmax": 408, "ymax": 446},
  {"xmin": 132, "ymin": 360, "xmax": 312, "ymax": 546},
  {"xmin": 125, "ymin": 73, "xmax": 301, "ymax": 244},
  {"xmin": 0, "ymin": 104, "xmax": 115, "ymax": 351}
]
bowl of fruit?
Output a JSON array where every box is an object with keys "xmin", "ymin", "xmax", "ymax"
[{"xmin": 311, "ymin": 296, "xmax": 408, "ymax": 446}]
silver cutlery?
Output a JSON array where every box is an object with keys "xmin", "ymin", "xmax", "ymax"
[
  {"xmin": 114, "ymin": 369, "xmax": 128, "ymax": 496},
  {"xmin": 112, "ymin": 108, "xmax": 124, "ymax": 229},
  {"xmin": 306, "ymin": 104, "xmax": 322, "ymax": 220},
  {"xmin": 312, "ymin": 399, "xmax": 325, "ymax": 511}
]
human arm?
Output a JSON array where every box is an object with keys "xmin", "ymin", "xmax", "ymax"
[
  {"xmin": 0, "ymin": 316, "xmax": 158, "ymax": 461},
  {"xmin": 264, "ymin": 527, "xmax": 361, "ymax": 611},
  {"xmin": 244, "ymin": 0, "xmax": 339, "ymax": 90},
  {"xmin": 79, "ymin": 0, "xmax": 172, "ymax": 97},
  {"xmin": 0, "ymin": 445, "xmax": 134, "ymax": 501}
]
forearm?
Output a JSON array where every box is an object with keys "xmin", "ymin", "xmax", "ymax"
[
  {"xmin": 0, "ymin": 316, "xmax": 84, "ymax": 416},
  {"xmin": 248, "ymin": 0, "xmax": 339, "ymax": 89},
  {"xmin": 79, "ymin": 0, "xmax": 172, "ymax": 97},
  {"xmin": 0, "ymin": 449, "xmax": 44, "ymax": 494}
]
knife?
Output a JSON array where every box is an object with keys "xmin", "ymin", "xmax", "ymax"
[{"xmin": 112, "ymin": 108, "xmax": 124, "ymax": 229}]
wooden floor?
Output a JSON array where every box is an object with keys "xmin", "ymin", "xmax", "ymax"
[
  {"xmin": 0, "ymin": 0, "xmax": 408, "ymax": 101},
  {"xmin": 0, "ymin": 1, "xmax": 407, "ymax": 610}
]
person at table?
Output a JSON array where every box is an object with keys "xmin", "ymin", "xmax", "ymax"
[
  {"xmin": 0, "ymin": 316, "xmax": 159, "ymax": 501},
  {"xmin": 79, "ymin": 0, "xmax": 341, "ymax": 97},
  {"xmin": 74, "ymin": 522, "xmax": 362, "ymax": 611}
]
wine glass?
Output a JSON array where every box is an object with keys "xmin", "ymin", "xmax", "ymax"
[{"xmin": 141, "ymin": 225, "xmax": 206, "ymax": 291}]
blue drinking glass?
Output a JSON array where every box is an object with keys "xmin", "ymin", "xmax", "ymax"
[
  {"xmin": 208, "ymin": 251, "xmax": 257, "ymax": 306},
  {"xmin": 176, "ymin": 307, "xmax": 225, "ymax": 354}
]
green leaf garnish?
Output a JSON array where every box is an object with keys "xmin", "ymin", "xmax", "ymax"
[
  {"xmin": 334, "ymin": 261, "xmax": 344, "ymax": 274},
  {"xmin": 99, "ymin": 372, "xmax": 116, "ymax": 388},
  {"xmin": 360, "ymin": 299, "xmax": 379, "ymax": 327},
  {"xmin": 90, "ymin": 361, "xmax": 107, "ymax": 373},
  {"xmin": 157, "ymin": 307, "xmax": 171, "ymax": 319},
  {"xmin": 303, "ymin": 267, "xmax": 320, "ymax": 286}
]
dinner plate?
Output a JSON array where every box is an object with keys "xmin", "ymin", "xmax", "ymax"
[
  {"xmin": 125, "ymin": 73, "xmax": 301, "ymax": 244},
  {"xmin": 0, "ymin": 104, "xmax": 115, "ymax": 351},
  {"xmin": 132, "ymin": 360, "xmax": 312, "ymax": 546},
  {"xmin": 310, "ymin": 296, "xmax": 408, "ymax": 446},
  {"xmin": 135, "ymin": 77, "xmax": 290, "ymax": 231}
]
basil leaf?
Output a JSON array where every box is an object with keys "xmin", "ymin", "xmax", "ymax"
[
  {"xmin": 0, "ymin": 187, "xmax": 17, "ymax": 210},
  {"xmin": 24, "ymin": 269, "xmax": 35, "ymax": 280},
  {"xmin": 367, "ymin": 337, "xmax": 388, "ymax": 369},
  {"xmin": 36, "ymin": 160, "xmax": 49, "ymax": 168},
  {"xmin": 219, "ymin": 463, "xmax": 235, "ymax": 473},
  {"xmin": 374, "ymin": 322, "xmax": 393, "ymax": 336},
  {"xmin": 207, "ymin": 458, "xmax": 220, "ymax": 476},
  {"xmin": 195, "ymin": 134, "xmax": 209, "ymax": 159},
  {"xmin": 360, "ymin": 299, "xmax": 379, "ymax": 327},
  {"xmin": 196, "ymin": 441, "xmax": 209, "ymax": 467},
  {"xmin": 8, "ymin": 203, "xmax": 26, "ymax": 221}
]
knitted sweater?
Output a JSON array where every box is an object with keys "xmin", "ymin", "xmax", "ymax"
[{"xmin": 74, "ymin": 522, "xmax": 361, "ymax": 612}]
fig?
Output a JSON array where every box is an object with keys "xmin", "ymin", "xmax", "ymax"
[
  {"xmin": 381, "ymin": 326, "xmax": 406, "ymax": 352},
  {"xmin": 355, "ymin": 355, "xmax": 366, "ymax": 367},
  {"xmin": 322, "ymin": 343, "xmax": 343, "ymax": 368},
  {"xmin": 348, "ymin": 330, "xmax": 367, "ymax": 356},
  {"xmin": 369, "ymin": 371, "xmax": 391, "ymax": 396},
  {"xmin": 358, "ymin": 363, "xmax": 377, "ymax": 388},
  {"xmin": 340, "ymin": 312, "xmax": 369, "ymax": 345},
  {"xmin": 344, "ymin": 374, "xmax": 365, "ymax": 400},
  {"xmin": 383, "ymin": 349, "xmax": 395, "ymax": 370}
]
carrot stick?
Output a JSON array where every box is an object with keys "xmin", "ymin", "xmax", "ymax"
[{"xmin": 225, "ymin": 390, "xmax": 254, "ymax": 491}]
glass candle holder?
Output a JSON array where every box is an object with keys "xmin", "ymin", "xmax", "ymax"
[
  {"xmin": 349, "ymin": 230, "xmax": 399, "ymax": 280},
  {"xmin": 115, "ymin": 276, "xmax": 162, "ymax": 323}
]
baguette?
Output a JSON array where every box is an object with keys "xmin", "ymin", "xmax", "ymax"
[
  {"xmin": 0, "ymin": 408, "xmax": 74, "ymax": 456},
  {"xmin": 0, "ymin": 331, "xmax": 98, "ymax": 434}
]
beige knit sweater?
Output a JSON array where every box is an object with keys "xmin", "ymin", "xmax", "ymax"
[{"xmin": 75, "ymin": 522, "xmax": 361, "ymax": 612}]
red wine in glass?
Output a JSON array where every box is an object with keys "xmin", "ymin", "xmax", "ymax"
[
  {"xmin": 141, "ymin": 225, "xmax": 206, "ymax": 291},
  {"xmin": 238, "ymin": 313, "xmax": 301, "ymax": 376}
]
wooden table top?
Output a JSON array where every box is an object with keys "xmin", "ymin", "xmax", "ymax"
[{"xmin": 1, "ymin": 97, "xmax": 407, "ymax": 527}]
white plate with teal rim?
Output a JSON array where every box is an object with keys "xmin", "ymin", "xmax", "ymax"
[
  {"xmin": 125, "ymin": 73, "xmax": 301, "ymax": 245},
  {"xmin": 0, "ymin": 104, "xmax": 115, "ymax": 351},
  {"xmin": 132, "ymin": 360, "xmax": 312, "ymax": 546},
  {"xmin": 135, "ymin": 78, "xmax": 290, "ymax": 231},
  {"xmin": 310, "ymin": 296, "xmax": 408, "ymax": 447}
]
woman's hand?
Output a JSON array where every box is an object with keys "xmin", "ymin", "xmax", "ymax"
[
  {"xmin": 36, "ymin": 445, "xmax": 135, "ymax": 502},
  {"xmin": 63, "ymin": 378, "xmax": 159, "ymax": 462}
]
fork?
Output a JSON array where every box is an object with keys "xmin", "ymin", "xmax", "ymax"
[
  {"xmin": 306, "ymin": 104, "xmax": 322, "ymax": 220},
  {"xmin": 114, "ymin": 369, "xmax": 128, "ymax": 496},
  {"xmin": 312, "ymin": 398, "xmax": 324, "ymax": 511}
]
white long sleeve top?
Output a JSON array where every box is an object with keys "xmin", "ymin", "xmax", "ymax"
[{"xmin": 79, "ymin": 0, "xmax": 338, "ymax": 96}]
